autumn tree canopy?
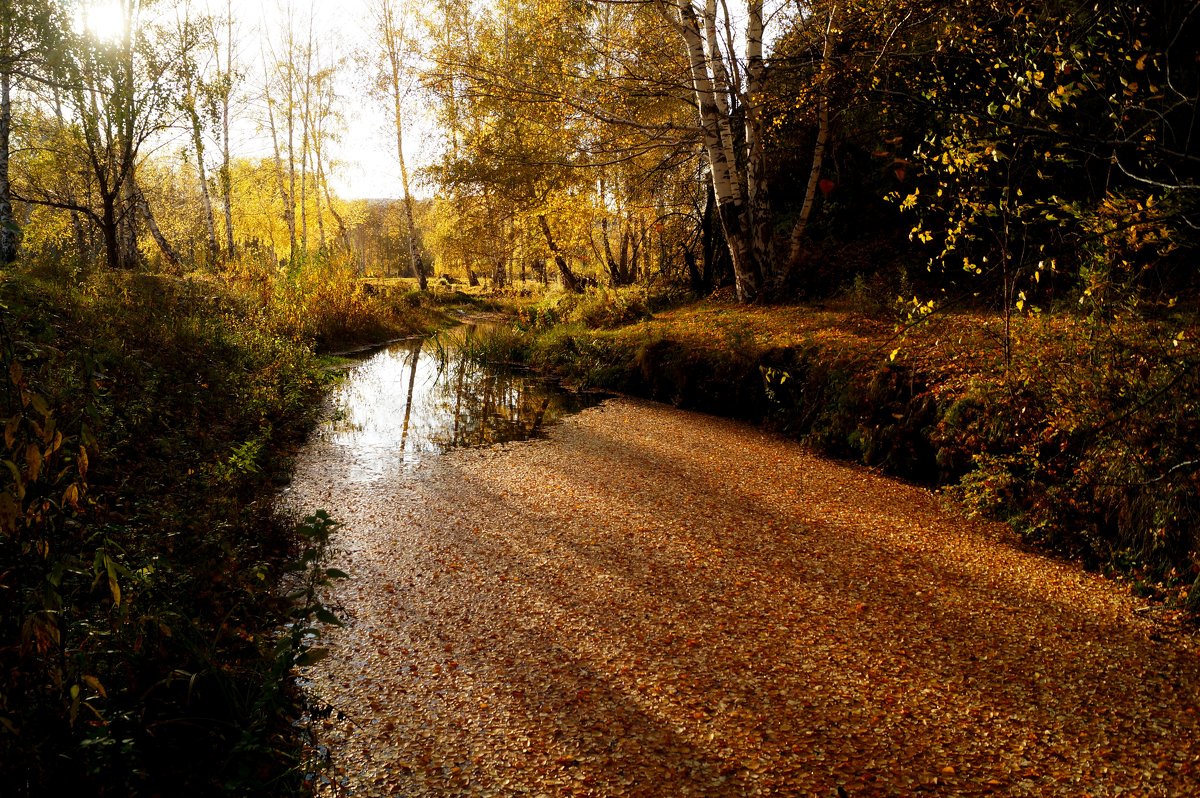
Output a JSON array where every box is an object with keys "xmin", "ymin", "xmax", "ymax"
[{"xmin": 0, "ymin": 0, "xmax": 1192, "ymax": 310}]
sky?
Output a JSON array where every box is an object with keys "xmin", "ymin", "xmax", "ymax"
[{"xmin": 227, "ymin": 0, "xmax": 434, "ymax": 200}]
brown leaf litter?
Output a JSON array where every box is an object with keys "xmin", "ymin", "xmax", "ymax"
[{"xmin": 285, "ymin": 398, "xmax": 1200, "ymax": 797}]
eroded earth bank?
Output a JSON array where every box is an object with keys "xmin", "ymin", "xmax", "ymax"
[{"xmin": 287, "ymin": 398, "xmax": 1200, "ymax": 797}]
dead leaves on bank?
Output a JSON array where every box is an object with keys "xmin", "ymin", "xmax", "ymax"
[{"xmin": 287, "ymin": 400, "xmax": 1200, "ymax": 797}]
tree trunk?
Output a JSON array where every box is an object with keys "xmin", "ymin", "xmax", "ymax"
[
  {"xmin": 601, "ymin": 217, "xmax": 622, "ymax": 285},
  {"xmin": 263, "ymin": 78, "xmax": 296, "ymax": 267},
  {"xmin": 536, "ymin": 214, "xmax": 581, "ymax": 292},
  {"xmin": 119, "ymin": 179, "xmax": 140, "ymax": 270},
  {"xmin": 787, "ymin": 4, "xmax": 837, "ymax": 271},
  {"xmin": 675, "ymin": 0, "xmax": 760, "ymax": 302},
  {"xmin": 134, "ymin": 180, "xmax": 182, "ymax": 270},
  {"xmin": 299, "ymin": 18, "xmax": 313, "ymax": 254},
  {"xmin": 685, "ymin": 247, "xmax": 703, "ymax": 292},
  {"xmin": 378, "ymin": 0, "xmax": 428, "ymax": 292},
  {"xmin": 619, "ymin": 224, "xmax": 638, "ymax": 283},
  {"xmin": 787, "ymin": 97, "xmax": 829, "ymax": 267},
  {"xmin": 744, "ymin": 0, "xmax": 772, "ymax": 286},
  {"xmin": 0, "ymin": 69, "xmax": 17, "ymax": 265},
  {"xmin": 630, "ymin": 218, "xmax": 643, "ymax": 282},
  {"xmin": 101, "ymin": 193, "xmax": 121, "ymax": 271},
  {"xmin": 221, "ymin": 1, "xmax": 236, "ymax": 260},
  {"xmin": 319, "ymin": 160, "xmax": 352, "ymax": 253},
  {"xmin": 187, "ymin": 102, "xmax": 221, "ymax": 268},
  {"xmin": 400, "ymin": 149, "xmax": 426, "ymax": 290}
]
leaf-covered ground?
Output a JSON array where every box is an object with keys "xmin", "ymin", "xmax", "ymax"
[{"xmin": 288, "ymin": 398, "xmax": 1200, "ymax": 796}]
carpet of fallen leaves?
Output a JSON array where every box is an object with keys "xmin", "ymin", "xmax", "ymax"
[{"xmin": 286, "ymin": 398, "xmax": 1200, "ymax": 797}]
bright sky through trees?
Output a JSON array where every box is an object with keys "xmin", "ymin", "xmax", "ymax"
[
  {"xmin": 203, "ymin": 0, "xmax": 430, "ymax": 199},
  {"xmin": 80, "ymin": 1, "xmax": 129, "ymax": 41}
]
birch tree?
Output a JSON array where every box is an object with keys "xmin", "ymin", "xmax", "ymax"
[
  {"xmin": 26, "ymin": 0, "xmax": 193, "ymax": 270},
  {"xmin": 370, "ymin": 0, "xmax": 427, "ymax": 289},
  {"xmin": 214, "ymin": 0, "xmax": 239, "ymax": 259},
  {"xmin": 172, "ymin": 7, "xmax": 220, "ymax": 267},
  {"xmin": 785, "ymin": 2, "xmax": 836, "ymax": 267},
  {"xmin": 261, "ymin": 8, "xmax": 300, "ymax": 265},
  {"xmin": 669, "ymin": 0, "xmax": 769, "ymax": 301}
]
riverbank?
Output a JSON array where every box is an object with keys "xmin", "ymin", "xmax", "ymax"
[
  {"xmin": 0, "ymin": 266, "xmax": 468, "ymax": 795},
  {"xmin": 482, "ymin": 288, "xmax": 1200, "ymax": 614}
]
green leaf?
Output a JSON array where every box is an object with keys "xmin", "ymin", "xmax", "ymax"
[
  {"xmin": 294, "ymin": 647, "xmax": 329, "ymax": 667},
  {"xmin": 315, "ymin": 608, "xmax": 344, "ymax": 627}
]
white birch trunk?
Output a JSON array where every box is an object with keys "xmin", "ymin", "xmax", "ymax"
[
  {"xmin": 376, "ymin": 0, "xmax": 427, "ymax": 290},
  {"xmin": 284, "ymin": 29, "xmax": 298, "ymax": 262},
  {"xmin": 703, "ymin": 0, "xmax": 742, "ymax": 206},
  {"xmin": 263, "ymin": 74, "xmax": 296, "ymax": 266},
  {"xmin": 0, "ymin": 69, "xmax": 17, "ymax": 264},
  {"xmin": 299, "ymin": 17, "xmax": 315, "ymax": 253},
  {"xmin": 675, "ymin": 0, "xmax": 759, "ymax": 301},
  {"xmin": 221, "ymin": 1, "xmax": 236, "ymax": 260},
  {"xmin": 187, "ymin": 101, "xmax": 221, "ymax": 268},
  {"xmin": 133, "ymin": 179, "xmax": 181, "ymax": 270},
  {"xmin": 788, "ymin": 98, "xmax": 830, "ymax": 265}
]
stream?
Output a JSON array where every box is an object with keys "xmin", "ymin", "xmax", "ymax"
[
  {"xmin": 320, "ymin": 323, "xmax": 603, "ymax": 482},
  {"xmin": 287, "ymin": 325, "xmax": 1200, "ymax": 797}
]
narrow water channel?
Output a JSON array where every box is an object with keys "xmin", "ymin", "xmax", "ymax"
[
  {"xmin": 322, "ymin": 324, "xmax": 602, "ymax": 482},
  {"xmin": 289, "ymin": 328, "xmax": 1200, "ymax": 797}
]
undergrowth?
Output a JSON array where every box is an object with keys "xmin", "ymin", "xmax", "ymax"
[
  {"xmin": 0, "ymin": 259, "xmax": 435, "ymax": 795},
  {"xmin": 476, "ymin": 291, "xmax": 1200, "ymax": 613}
]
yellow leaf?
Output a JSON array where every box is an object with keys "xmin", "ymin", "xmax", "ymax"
[
  {"xmin": 25, "ymin": 444, "xmax": 42, "ymax": 482},
  {"xmin": 82, "ymin": 674, "xmax": 107, "ymax": 698},
  {"xmin": 105, "ymin": 554, "xmax": 121, "ymax": 607}
]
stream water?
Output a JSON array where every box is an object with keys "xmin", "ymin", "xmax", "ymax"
[{"xmin": 320, "ymin": 323, "xmax": 603, "ymax": 482}]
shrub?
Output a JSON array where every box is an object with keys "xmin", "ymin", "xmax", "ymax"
[{"xmin": 0, "ymin": 268, "xmax": 333, "ymax": 794}]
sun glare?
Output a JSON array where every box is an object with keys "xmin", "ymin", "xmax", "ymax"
[{"xmin": 82, "ymin": 2, "xmax": 129, "ymax": 43}]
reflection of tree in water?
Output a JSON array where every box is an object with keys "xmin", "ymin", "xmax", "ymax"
[
  {"xmin": 326, "ymin": 325, "xmax": 599, "ymax": 477},
  {"xmin": 420, "ymin": 326, "xmax": 567, "ymax": 451}
]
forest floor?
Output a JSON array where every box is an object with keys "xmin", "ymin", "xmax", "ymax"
[{"xmin": 288, "ymin": 396, "xmax": 1200, "ymax": 797}]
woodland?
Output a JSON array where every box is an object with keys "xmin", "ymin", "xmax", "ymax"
[{"xmin": 0, "ymin": 0, "xmax": 1198, "ymax": 794}]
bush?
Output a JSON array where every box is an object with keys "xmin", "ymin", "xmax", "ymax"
[
  {"xmin": 526, "ymin": 286, "xmax": 658, "ymax": 330},
  {"xmin": 0, "ymin": 267, "xmax": 335, "ymax": 795}
]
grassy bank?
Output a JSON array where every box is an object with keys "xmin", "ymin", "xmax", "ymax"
[
  {"xmin": 485, "ymin": 287, "xmax": 1200, "ymax": 612},
  {"xmin": 0, "ymin": 264, "xmax": 458, "ymax": 795}
]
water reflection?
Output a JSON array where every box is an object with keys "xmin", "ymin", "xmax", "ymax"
[{"xmin": 323, "ymin": 325, "xmax": 602, "ymax": 481}]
